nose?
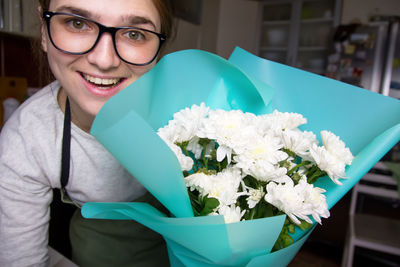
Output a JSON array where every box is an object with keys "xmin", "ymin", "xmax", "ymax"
[{"xmin": 86, "ymin": 33, "xmax": 121, "ymax": 70}]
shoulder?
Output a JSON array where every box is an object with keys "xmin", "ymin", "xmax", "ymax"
[
  {"xmin": 18, "ymin": 81, "xmax": 61, "ymax": 124},
  {"xmin": 0, "ymin": 81, "xmax": 63, "ymax": 186},
  {"xmin": 2, "ymin": 81, "xmax": 62, "ymax": 135}
]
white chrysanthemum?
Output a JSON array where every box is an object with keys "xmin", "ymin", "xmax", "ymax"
[
  {"xmin": 239, "ymin": 159, "xmax": 289, "ymax": 183},
  {"xmin": 206, "ymin": 167, "xmax": 245, "ymax": 207},
  {"xmin": 241, "ymin": 134, "xmax": 288, "ymax": 165},
  {"xmin": 216, "ymin": 144, "xmax": 233, "ymax": 163},
  {"xmin": 158, "ymin": 103, "xmax": 209, "ymax": 143},
  {"xmin": 309, "ymin": 131, "xmax": 353, "ymax": 185},
  {"xmin": 186, "ymin": 136, "xmax": 203, "ymax": 159},
  {"xmin": 186, "ymin": 137, "xmax": 216, "ymax": 160},
  {"xmin": 185, "ymin": 172, "xmax": 212, "ymax": 194},
  {"xmin": 166, "ymin": 142, "xmax": 193, "ymax": 171},
  {"xmin": 321, "ymin": 131, "xmax": 353, "ymax": 165},
  {"xmin": 233, "ymin": 135, "xmax": 288, "ymax": 182},
  {"xmin": 265, "ymin": 179, "xmax": 312, "ymax": 225},
  {"xmin": 186, "ymin": 167, "xmax": 244, "ymax": 207},
  {"xmin": 309, "ymin": 145, "xmax": 344, "ymax": 185},
  {"xmin": 157, "ymin": 123, "xmax": 178, "ymax": 143},
  {"xmin": 198, "ymin": 109, "xmax": 255, "ymax": 163},
  {"xmin": 216, "ymin": 205, "xmax": 246, "ymax": 224},
  {"xmin": 296, "ymin": 177, "xmax": 330, "ymax": 224},
  {"xmin": 246, "ymin": 187, "xmax": 265, "ymax": 209},
  {"xmin": 257, "ymin": 110, "xmax": 307, "ymax": 133},
  {"xmin": 281, "ymin": 129, "xmax": 318, "ymax": 157}
]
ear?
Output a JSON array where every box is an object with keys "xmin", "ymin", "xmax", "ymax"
[{"xmin": 38, "ymin": 6, "xmax": 48, "ymax": 53}]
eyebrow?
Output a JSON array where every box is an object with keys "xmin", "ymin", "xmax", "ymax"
[
  {"xmin": 54, "ymin": 5, "xmax": 157, "ymax": 30},
  {"xmin": 120, "ymin": 15, "xmax": 156, "ymax": 30}
]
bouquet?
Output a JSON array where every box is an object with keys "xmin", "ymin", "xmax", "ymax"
[
  {"xmin": 158, "ymin": 103, "xmax": 353, "ymax": 250},
  {"xmin": 82, "ymin": 47, "xmax": 400, "ymax": 266}
]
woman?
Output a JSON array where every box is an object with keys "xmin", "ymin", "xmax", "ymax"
[{"xmin": 0, "ymin": 0, "xmax": 174, "ymax": 266}]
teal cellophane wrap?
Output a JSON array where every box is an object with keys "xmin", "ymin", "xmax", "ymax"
[{"xmin": 82, "ymin": 47, "xmax": 400, "ymax": 266}]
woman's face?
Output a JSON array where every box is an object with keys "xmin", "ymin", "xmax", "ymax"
[{"xmin": 41, "ymin": 0, "xmax": 161, "ymax": 131}]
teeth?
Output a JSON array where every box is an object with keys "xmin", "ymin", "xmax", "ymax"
[{"xmin": 84, "ymin": 74, "xmax": 121, "ymax": 86}]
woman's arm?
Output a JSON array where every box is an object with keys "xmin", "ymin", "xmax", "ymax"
[{"xmin": 0, "ymin": 119, "xmax": 53, "ymax": 267}]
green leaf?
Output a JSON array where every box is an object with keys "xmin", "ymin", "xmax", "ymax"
[
  {"xmin": 272, "ymin": 217, "xmax": 295, "ymax": 252},
  {"xmin": 188, "ymin": 190, "xmax": 202, "ymax": 211},
  {"xmin": 199, "ymin": 195, "xmax": 219, "ymax": 216},
  {"xmin": 243, "ymin": 175, "xmax": 262, "ymax": 188},
  {"xmin": 297, "ymin": 220, "xmax": 313, "ymax": 231},
  {"xmin": 288, "ymin": 223, "xmax": 295, "ymax": 234},
  {"xmin": 282, "ymin": 148, "xmax": 297, "ymax": 159},
  {"xmin": 280, "ymin": 160, "xmax": 292, "ymax": 170},
  {"xmin": 254, "ymin": 200, "xmax": 275, "ymax": 219},
  {"xmin": 291, "ymin": 172, "xmax": 302, "ymax": 184},
  {"xmin": 176, "ymin": 140, "xmax": 189, "ymax": 148}
]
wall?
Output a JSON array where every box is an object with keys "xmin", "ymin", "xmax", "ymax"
[
  {"xmin": 165, "ymin": 0, "xmax": 221, "ymax": 55},
  {"xmin": 216, "ymin": 0, "xmax": 259, "ymax": 58},
  {"xmin": 166, "ymin": 0, "xmax": 260, "ymax": 59},
  {"xmin": 341, "ymin": 0, "xmax": 400, "ymax": 24}
]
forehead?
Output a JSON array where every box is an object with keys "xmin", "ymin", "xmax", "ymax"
[{"xmin": 49, "ymin": 0, "xmax": 161, "ymax": 30}]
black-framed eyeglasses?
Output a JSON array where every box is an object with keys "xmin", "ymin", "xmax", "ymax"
[{"xmin": 42, "ymin": 11, "xmax": 166, "ymax": 66}]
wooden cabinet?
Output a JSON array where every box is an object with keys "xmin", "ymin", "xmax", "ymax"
[
  {"xmin": 257, "ymin": 0, "xmax": 341, "ymax": 75},
  {"xmin": 1, "ymin": 0, "xmax": 40, "ymax": 39}
]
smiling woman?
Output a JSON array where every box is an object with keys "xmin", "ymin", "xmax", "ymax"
[
  {"xmin": 40, "ymin": 0, "xmax": 170, "ymax": 132},
  {"xmin": 0, "ymin": 0, "xmax": 175, "ymax": 266}
]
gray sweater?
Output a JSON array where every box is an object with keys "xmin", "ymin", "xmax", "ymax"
[{"xmin": 0, "ymin": 81, "xmax": 146, "ymax": 266}]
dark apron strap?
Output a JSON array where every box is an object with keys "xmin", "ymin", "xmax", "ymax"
[
  {"xmin": 61, "ymin": 97, "xmax": 71, "ymax": 189},
  {"xmin": 60, "ymin": 97, "xmax": 76, "ymax": 205}
]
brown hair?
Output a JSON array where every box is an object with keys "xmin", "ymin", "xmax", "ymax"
[{"xmin": 34, "ymin": 0, "xmax": 175, "ymax": 85}]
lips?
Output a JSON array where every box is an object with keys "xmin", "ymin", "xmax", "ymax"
[
  {"xmin": 79, "ymin": 72, "xmax": 128, "ymax": 97},
  {"xmin": 82, "ymin": 73, "xmax": 125, "ymax": 88}
]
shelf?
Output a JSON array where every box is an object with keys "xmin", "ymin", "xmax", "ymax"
[
  {"xmin": 258, "ymin": 0, "xmax": 340, "ymax": 68},
  {"xmin": 262, "ymin": 20, "xmax": 291, "ymax": 26},
  {"xmin": 301, "ymin": 67, "xmax": 325, "ymax": 75},
  {"xmin": 0, "ymin": 30, "xmax": 39, "ymax": 40},
  {"xmin": 260, "ymin": 46, "xmax": 288, "ymax": 52},
  {"xmin": 298, "ymin": 46, "xmax": 328, "ymax": 52},
  {"xmin": 301, "ymin": 17, "xmax": 334, "ymax": 24},
  {"xmin": 352, "ymin": 214, "xmax": 400, "ymax": 254},
  {"xmin": 389, "ymin": 89, "xmax": 400, "ymax": 99}
]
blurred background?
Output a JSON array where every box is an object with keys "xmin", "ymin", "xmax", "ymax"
[{"xmin": 0, "ymin": 0, "xmax": 399, "ymax": 266}]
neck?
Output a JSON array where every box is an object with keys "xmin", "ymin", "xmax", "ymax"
[{"xmin": 57, "ymin": 88, "xmax": 93, "ymax": 133}]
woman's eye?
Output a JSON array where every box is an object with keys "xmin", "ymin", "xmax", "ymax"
[
  {"xmin": 126, "ymin": 30, "xmax": 145, "ymax": 41},
  {"xmin": 72, "ymin": 20, "xmax": 84, "ymax": 29},
  {"xmin": 66, "ymin": 19, "xmax": 88, "ymax": 30}
]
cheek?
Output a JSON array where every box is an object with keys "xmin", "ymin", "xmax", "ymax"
[
  {"xmin": 128, "ymin": 61, "xmax": 157, "ymax": 79},
  {"xmin": 46, "ymin": 46, "xmax": 77, "ymax": 79}
]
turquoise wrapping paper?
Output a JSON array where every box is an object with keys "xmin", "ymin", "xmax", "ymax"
[{"xmin": 82, "ymin": 47, "xmax": 400, "ymax": 266}]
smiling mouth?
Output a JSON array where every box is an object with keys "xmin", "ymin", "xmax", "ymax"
[{"xmin": 81, "ymin": 73, "xmax": 125, "ymax": 89}]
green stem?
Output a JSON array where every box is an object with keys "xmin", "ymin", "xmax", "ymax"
[
  {"xmin": 307, "ymin": 169, "xmax": 326, "ymax": 184},
  {"xmin": 217, "ymin": 162, "xmax": 221, "ymax": 172},
  {"xmin": 201, "ymin": 143, "xmax": 208, "ymax": 169},
  {"xmin": 306, "ymin": 165, "xmax": 318, "ymax": 177},
  {"xmin": 287, "ymin": 161, "xmax": 308, "ymax": 176},
  {"xmin": 203, "ymin": 158, "xmax": 208, "ymax": 169},
  {"xmin": 248, "ymin": 207, "xmax": 256, "ymax": 220},
  {"xmin": 183, "ymin": 146, "xmax": 189, "ymax": 157}
]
